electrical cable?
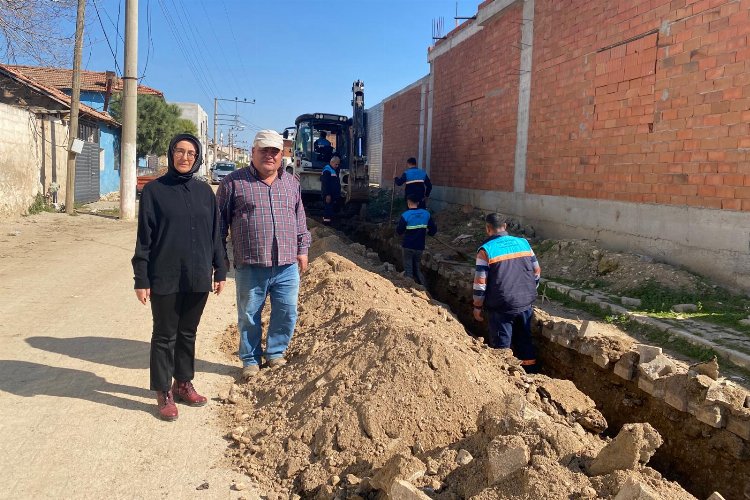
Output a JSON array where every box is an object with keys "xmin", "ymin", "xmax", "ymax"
[{"xmin": 91, "ymin": 0, "xmax": 123, "ymax": 75}]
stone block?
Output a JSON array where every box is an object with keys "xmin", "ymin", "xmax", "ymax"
[
  {"xmin": 688, "ymin": 357, "xmax": 719, "ymax": 380},
  {"xmin": 687, "ymin": 374, "xmax": 714, "ymax": 414},
  {"xmin": 456, "ymin": 449, "xmax": 473, "ymax": 465},
  {"xmin": 706, "ymin": 493, "xmax": 726, "ymax": 500},
  {"xmin": 620, "ymin": 296, "xmax": 642, "ymax": 308},
  {"xmin": 578, "ymin": 320, "xmax": 603, "ymax": 338},
  {"xmin": 635, "ymin": 344, "xmax": 662, "ymax": 364},
  {"xmin": 664, "ymin": 374, "xmax": 689, "ymax": 412},
  {"xmin": 486, "ymin": 435, "xmax": 529, "ymax": 484},
  {"xmin": 569, "ymin": 289, "xmax": 588, "ymax": 301},
  {"xmin": 614, "ymin": 352, "xmax": 638, "ymax": 381},
  {"xmin": 593, "ymin": 353, "xmax": 610, "ymax": 369},
  {"xmin": 706, "ymin": 380, "xmax": 747, "ymax": 409},
  {"xmin": 390, "ymin": 480, "xmax": 431, "ymax": 500},
  {"xmin": 726, "ymin": 408, "xmax": 750, "ymax": 440},
  {"xmin": 739, "ymin": 319, "xmax": 750, "ymax": 327},
  {"xmin": 589, "ymin": 423, "xmax": 663, "ymax": 476},
  {"xmin": 613, "ymin": 476, "xmax": 659, "ymax": 500},
  {"xmin": 671, "ymin": 303, "xmax": 698, "ymax": 313},
  {"xmin": 693, "ymin": 405, "xmax": 726, "ymax": 429},
  {"xmin": 371, "ymin": 454, "xmax": 427, "ymax": 493},
  {"xmin": 608, "ymin": 304, "xmax": 629, "ymax": 315},
  {"xmin": 637, "ymin": 355, "xmax": 678, "ymax": 398}
]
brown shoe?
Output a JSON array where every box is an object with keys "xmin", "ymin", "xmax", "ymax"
[
  {"xmin": 241, "ymin": 364, "xmax": 260, "ymax": 381},
  {"xmin": 156, "ymin": 390, "xmax": 178, "ymax": 421},
  {"xmin": 266, "ymin": 357, "xmax": 287, "ymax": 368},
  {"xmin": 172, "ymin": 380, "xmax": 208, "ymax": 407}
]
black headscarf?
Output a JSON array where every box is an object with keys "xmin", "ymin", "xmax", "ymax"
[{"xmin": 166, "ymin": 133, "xmax": 203, "ymax": 182}]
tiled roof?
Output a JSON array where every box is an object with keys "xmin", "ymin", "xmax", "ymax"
[
  {"xmin": 7, "ymin": 65, "xmax": 164, "ymax": 97},
  {"xmin": 0, "ymin": 63, "xmax": 120, "ymax": 126}
]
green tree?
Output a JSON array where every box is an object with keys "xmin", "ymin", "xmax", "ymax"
[
  {"xmin": 175, "ymin": 118, "xmax": 198, "ymax": 136},
  {"xmin": 110, "ymin": 94, "xmax": 196, "ymax": 158}
]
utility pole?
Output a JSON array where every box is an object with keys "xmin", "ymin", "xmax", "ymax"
[
  {"xmin": 214, "ymin": 97, "xmax": 254, "ymax": 164},
  {"xmin": 65, "ymin": 0, "xmax": 86, "ymax": 215},
  {"xmin": 213, "ymin": 98, "xmax": 218, "ymax": 167},
  {"xmin": 119, "ymin": 0, "xmax": 138, "ymax": 220}
]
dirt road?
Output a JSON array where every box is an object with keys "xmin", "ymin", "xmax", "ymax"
[{"xmin": 0, "ymin": 212, "xmax": 244, "ymax": 499}]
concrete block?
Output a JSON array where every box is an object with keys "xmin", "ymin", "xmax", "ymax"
[
  {"xmin": 726, "ymin": 408, "xmax": 750, "ymax": 440},
  {"xmin": 486, "ymin": 435, "xmax": 529, "ymax": 484},
  {"xmin": 613, "ymin": 476, "xmax": 659, "ymax": 500},
  {"xmin": 569, "ymin": 289, "xmax": 588, "ymax": 301},
  {"xmin": 672, "ymin": 303, "xmax": 698, "ymax": 313},
  {"xmin": 390, "ymin": 480, "xmax": 431, "ymax": 500},
  {"xmin": 636, "ymin": 344, "xmax": 662, "ymax": 364},
  {"xmin": 621, "ymin": 296, "xmax": 642, "ymax": 308},
  {"xmin": 614, "ymin": 352, "xmax": 638, "ymax": 381},
  {"xmin": 630, "ymin": 315, "xmax": 671, "ymax": 332},
  {"xmin": 739, "ymin": 319, "xmax": 750, "ymax": 327}
]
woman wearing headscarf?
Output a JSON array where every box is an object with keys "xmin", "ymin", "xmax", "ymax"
[{"xmin": 132, "ymin": 133, "xmax": 227, "ymax": 421}]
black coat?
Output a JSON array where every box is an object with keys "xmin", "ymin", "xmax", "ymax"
[{"xmin": 132, "ymin": 134, "xmax": 227, "ymax": 294}]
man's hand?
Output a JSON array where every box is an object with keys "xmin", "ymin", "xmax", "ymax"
[
  {"xmin": 325, "ymin": 195, "xmax": 332, "ymax": 203},
  {"xmin": 135, "ymin": 288, "xmax": 150, "ymax": 305},
  {"xmin": 297, "ymin": 254, "xmax": 308, "ymax": 273},
  {"xmin": 473, "ymin": 307, "xmax": 483, "ymax": 321},
  {"xmin": 214, "ymin": 281, "xmax": 226, "ymax": 295}
]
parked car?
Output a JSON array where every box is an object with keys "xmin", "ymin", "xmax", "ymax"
[{"xmin": 210, "ymin": 162, "xmax": 236, "ymax": 184}]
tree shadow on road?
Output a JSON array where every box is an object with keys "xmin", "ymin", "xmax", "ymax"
[
  {"xmin": 25, "ymin": 336, "xmax": 237, "ymax": 377},
  {"xmin": 0, "ymin": 360, "xmax": 157, "ymax": 416}
]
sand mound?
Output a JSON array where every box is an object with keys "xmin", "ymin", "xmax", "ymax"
[{"xmin": 219, "ymin": 227, "xmax": 695, "ymax": 500}]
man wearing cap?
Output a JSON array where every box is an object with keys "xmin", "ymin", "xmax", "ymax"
[
  {"xmin": 217, "ymin": 130, "xmax": 312, "ymax": 381},
  {"xmin": 472, "ymin": 213, "xmax": 541, "ymax": 373}
]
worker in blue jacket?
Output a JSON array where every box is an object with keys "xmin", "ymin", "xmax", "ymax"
[
  {"xmin": 396, "ymin": 193, "xmax": 437, "ymax": 285},
  {"xmin": 320, "ymin": 155, "xmax": 341, "ymax": 224},
  {"xmin": 472, "ymin": 213, "xmax": 541, "ymax": 372},
  {"xmin": 394, "ymin": 157, "xmax": 432, "ymax": 208}
]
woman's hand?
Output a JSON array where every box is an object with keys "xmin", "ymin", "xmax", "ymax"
[
  {"xmin": 135, "ymin": 288, "xmax": 150, "ymax": 305},
  {"xmin": 214, "ymin": 281, "xmax": 226, "ymax": 295}
]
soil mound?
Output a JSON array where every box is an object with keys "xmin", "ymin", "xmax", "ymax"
[{"xmin": 220, "ymin": 227, "xmax": 695, "ymax": 499}]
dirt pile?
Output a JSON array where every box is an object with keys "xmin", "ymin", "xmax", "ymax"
[
  {"xmin": 535, "ymin": 239, "xmax": 701, "ymax": 294},
  {"xmin": 219, "ymin": 227, "xmax": 695, "ymax": 499}
]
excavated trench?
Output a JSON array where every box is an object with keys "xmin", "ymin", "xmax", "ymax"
[{"xmin": 327, "ymin": 217, "xmax": 750, "ymax": 500}]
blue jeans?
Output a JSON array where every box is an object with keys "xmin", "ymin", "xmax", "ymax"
[
  {"xmin": 235, "ymin": 263, "xmax": 300, "ymax": 367},
  {"xmin": 402, "ymin": 248, "xmax": 425, "ymax": 285},
  {"xmin": 487, "ymin": 307, "xmax": 538, "ymax": 373}
]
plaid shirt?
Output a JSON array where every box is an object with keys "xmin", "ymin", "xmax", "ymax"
[{"xmin": 217, "ymin": 165, "xmax": 311, "ymax": 268}]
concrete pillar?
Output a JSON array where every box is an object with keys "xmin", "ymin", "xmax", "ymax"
[{"xmin": 513, "ymin": 0, "xmax": 535, "ymax": 194}]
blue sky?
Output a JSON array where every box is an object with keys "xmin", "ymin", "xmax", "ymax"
[{"xmin": 72, "ymin": 0, "xmax": 475, "ymax": 146}]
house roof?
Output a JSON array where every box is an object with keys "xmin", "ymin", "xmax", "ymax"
[
  {"xmin": 7, "ymin": 65, "xmax": 164, "ymax": 97},
  {"xmin": 0, "ymin": 63, "xmax": 120, "ymax": 126}
]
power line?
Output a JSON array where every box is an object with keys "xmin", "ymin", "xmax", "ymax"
[{"xmin": 91, "ymin": 0, "xmax": 123, "ymax": 75}]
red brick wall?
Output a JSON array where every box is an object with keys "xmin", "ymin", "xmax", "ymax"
[
  {"xmin": 526, "ymin": 0, "xmax": 750, "ymax": 210},
  {"xmin": 382, "ymin": 85, "xmax": 423, "ymax": 182},
  {"xmin": 429, "ymin": 2, "xmax": 523, "ymax": 191}
]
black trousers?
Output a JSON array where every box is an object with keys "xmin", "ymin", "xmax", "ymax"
[{"xmin": 149, "ymin": 292, "xmax": 209, "ymax": 391}]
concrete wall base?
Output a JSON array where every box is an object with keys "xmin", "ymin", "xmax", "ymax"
[{"xmin": 430, "ymin": 185, "xmax": 750, "ymax": 294}]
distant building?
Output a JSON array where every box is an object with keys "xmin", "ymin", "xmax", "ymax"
[{"xmin": 170, "ymin": 102, "xmax": 209, "ymax": 174}]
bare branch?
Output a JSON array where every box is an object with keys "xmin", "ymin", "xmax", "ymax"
[{"xmin": 0, "ymin": 0, "xmax": 78, "ymax": 64}]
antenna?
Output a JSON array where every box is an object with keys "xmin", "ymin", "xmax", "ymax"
[{"xmin": 432, "ymin": 17, "xmax": 446, "ymax": 41}]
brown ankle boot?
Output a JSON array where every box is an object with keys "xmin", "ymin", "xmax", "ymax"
[
  {"xmin": 156, "ymin": 390, "xmax": 178, "ymax": 421},
  {"xmin": 172, "ymin": 380, "xmax": 208, "ymax": 407}
]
